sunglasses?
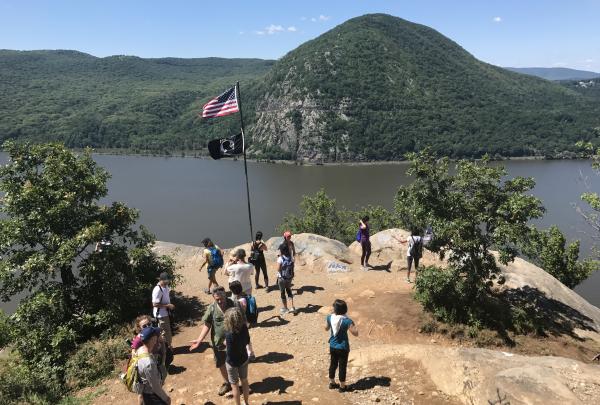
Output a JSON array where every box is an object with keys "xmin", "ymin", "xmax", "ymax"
[{"xmin": 141, "ymin": 323, "xmax": 151, "ymax": 329}]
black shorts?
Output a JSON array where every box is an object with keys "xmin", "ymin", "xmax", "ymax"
[{"xmin": 213, "ymin": 346, "xmax": 226, "ymax": 368}]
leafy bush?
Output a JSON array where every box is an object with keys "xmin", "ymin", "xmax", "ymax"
[
  {"xmin": 65, "ymin": 338, "xmax": 129, "ymax": 390},
  {"xmin": 0, "ymin": 357, "xmax": 63, "ymax": 405},
  {"xmin": 278, "ymin": 189, "xmax": 396, "ymax": 244},
  {"xmin": 414, "ymin": 266, "xmax": 471, "ymax": 324},
  {"xmin": 520, "ymin": 225, "xmax": 597, "ymax": 288}
]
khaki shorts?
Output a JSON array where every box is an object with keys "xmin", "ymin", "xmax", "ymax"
[
  {"xmin": 157, "ymin": 316, "xmax": 172, "ymax": 346},
  {"xmin": 226, "ymin": 360, "xmax": 249, "ymax": 384}
]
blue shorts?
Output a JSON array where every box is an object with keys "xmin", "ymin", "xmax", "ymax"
[{"xmin": 207, "ymin": 266, "xmax": 218, "ymax": 279}]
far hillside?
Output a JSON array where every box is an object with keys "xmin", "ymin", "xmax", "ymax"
[{"xmin": 506, "ymin": 67, "xmax": 600, "ymax": 81}]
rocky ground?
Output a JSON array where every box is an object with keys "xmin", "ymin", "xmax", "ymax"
[{"xmin": 84, "ymin": 231, "xmax": 600, "ymax": 405}]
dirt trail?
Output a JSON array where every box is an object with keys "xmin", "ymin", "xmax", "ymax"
[{"xmin": 86, "ymin": 246, "xmax": 597, "ymax": 405}]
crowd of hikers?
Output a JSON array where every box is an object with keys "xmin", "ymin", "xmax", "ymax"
[{"xmin": 124, "ymin": 221, "xmax": 429, "ymax": 404}]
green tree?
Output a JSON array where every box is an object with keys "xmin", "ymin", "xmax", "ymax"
[
  {"xmin": 394, "ymin": 150, "xmax": 544, "ymax": 323},
  {"xmin": 521, "ymin": 226, "xmax": 597, "ymax": 288},
  {"xmin": 0, "ymin": 142, "xmax": 174, "ymax": 401},
  {"xmin": 279, "ymin": 189, "xmax": 395, "ymax": 245}
]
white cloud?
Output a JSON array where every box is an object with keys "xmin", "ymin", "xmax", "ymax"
[
  {"xmin": 585, "ymin": 59, "xmax": 594, "ymax": 63},
  {"xmin": 266, "ymin": 24, "xmax": 284, "ymax": 35},
  {"xmin": 493, "ymin": 16, "xmax": 502, "ymax": 23},
  {"xmin": 254, "ymin": 30, "xmax": 265, "ymax": 36},
  {"xmin": 311, "ymin": 17, "xmax": 317, "ymax": 22},
  {"xmin": 319, "ymin": 15, "xmax": 330, "ymax": 22},
  {"xmin": 287, "ymin": 26, "xmax": 297, "ymax": 32}
]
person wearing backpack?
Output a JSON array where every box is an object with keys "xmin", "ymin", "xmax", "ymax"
[
  {"xmin": 249, "ymin": 231, "xmax": 268, "ymax": 290},
  {"xmin": 199, "ymin": 238, "xmax": 223, "ymax": 294},
  {"xmin": 277, "ymin": 242, "xmax": 296, "ymax": 314},
  {"xmin": 137, "ymin": 326, "xmax": 171, "ymax": 405},
  {"xmin": 152, "ymin": 272, "xmax": 175, "ymax": 348},
  {"xmin": 325, "ymin": 299, "xmax": 358, "ymax": 393},
  {"xmin": 358, "ymin": 216, "xmax": 371, "ymax": 271},
  {"xmin": 229, "ymin": 280, "xmax": 256, "ymax": 361},
  {"xmin": 398, "ymin": 229, "xmax": 423, "ymax": 283}
]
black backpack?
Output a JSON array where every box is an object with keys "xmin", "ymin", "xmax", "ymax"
[{"xmin": 409, "ymin": 236, "xmax": 423, "ymax": 259}]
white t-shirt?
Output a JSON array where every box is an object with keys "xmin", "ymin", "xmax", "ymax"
[
  {"xmin": 407, "ymin": 236, "xmax": 423, "ymax": 257},
  {"xmin": 226, "ymin": 263, "xmax": 254, "ymax": 293},
  {"xmin": 152, "ymin": 284, "xmax": 171, "ymax": 318}
]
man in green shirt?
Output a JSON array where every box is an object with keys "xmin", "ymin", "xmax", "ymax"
[{"xmin": 189, "ymin": 286, "xmax": 234, "ymax": 396}]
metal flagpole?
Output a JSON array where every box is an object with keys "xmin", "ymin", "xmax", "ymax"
[{"xmin": 235, "ymin": 81, "xmax": 254, "ymax": 241}]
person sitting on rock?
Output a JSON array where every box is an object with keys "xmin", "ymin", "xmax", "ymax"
[
  {"xmin": 326, "ymin": 299, "xmax": 358, "ymax": 393},
  {"xmin": 189, "ymin": 286, "xmax": 235, "ymax": 396}
]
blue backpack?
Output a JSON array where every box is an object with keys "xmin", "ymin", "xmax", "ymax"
[
  {"xmin": 245, "ymin": 295, "xmax": 258, "ymax": 324},
  {"xmin": 209, "ymin": 247, "xmax": 223, "ymax": 268},
  {"xmin": 356, "ymin": 228, "xmax": 362, "ymax": 242}
]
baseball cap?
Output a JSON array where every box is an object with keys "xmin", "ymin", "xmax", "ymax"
[
  {"xmin": 283, "ymin": 231, "xmax": 292, "ymax": 238},
  {"xmin": 140, "ymin": 326, "xmax": 161, "ymax": 342},
  {"xmin": 158, "ymin": 272, "xmax": 171, "ymax": 281}
]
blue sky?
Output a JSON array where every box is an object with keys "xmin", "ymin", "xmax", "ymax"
[{"xmin": 1, "ymin": 0, "xmax": 599, "ymax": 71}]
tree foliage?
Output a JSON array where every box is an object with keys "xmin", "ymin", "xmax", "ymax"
[
  {"xmin": 0, "ymin": 142, "xmax": 174, "ymax": 402},
  {"xmin": 278, "ymin": 189, "xmax": 396, "ymax": 245},
  {"xmin": 395, "ymin": 150, "xmax": 545, "ymax": 323},
  {"xmin": 523, "ymin": 226, "xmax": 597, "ymax": 288}
]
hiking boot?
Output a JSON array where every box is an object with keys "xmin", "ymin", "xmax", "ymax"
[
  {"xmin": 328, "ymin": 382, "xmax": 339, "ymax": 389},
  {"xmin": 218, "ymin": 382, "xmax": 232, "ymax": 396}
]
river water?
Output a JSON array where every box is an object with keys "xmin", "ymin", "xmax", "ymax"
[{"xmin": 0, "ymin": 153, "xmax": 599, "ymax": 309}]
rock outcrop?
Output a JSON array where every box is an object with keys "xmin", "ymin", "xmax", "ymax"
[{"xmin": 352, "ymin": 344, "xmax": 600, "ymax": 405}]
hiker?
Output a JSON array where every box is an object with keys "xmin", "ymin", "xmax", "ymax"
[
  {"xmin": 250, "ymin": 231, "xmax": 268, "ymax": 290},
  {"xmin": 152, "ymin": 272, "xmax": 175, "ymax": 348},
  {"xmin": 228, "ymin": 280, "xmax": 256, "ymax": 360},
  {"xmin": 326, "ymin": 299, "xmax": 358, "ymax": 393},
  {"xmin": 189, "ymin": 286, "xmax": 235, "ymax": 396},
  {"xmin": 224, "ymin": 307, "xmax": 251, "ymax": 405},
  {"xmin": 397, "ymin": 229, "xmax": 423, "ymax": 283},
  {"xmin": 129, "ymin": 316, "xmax": 167, "ymax": 405},
  {"xmin": 199, "ymin": 238, "xmax": 224, "ymax": 294},
  {"xmin": 359, "ymin": 216, "xmax": 371, "ymax": 270},
  {"xmin": 277, "ymin": 242, "xmax": 296, "ymax": 314},
  {"xmin": 225, "ymin": 248, "xmax": 254, "ymax": 297},
  {"xmin": 282, "ymin": 230, "xmax": 296, "ymax": 261},
  {"xmin": 137, "ymin": 326, "xmax": 171, "ymax": 405}
]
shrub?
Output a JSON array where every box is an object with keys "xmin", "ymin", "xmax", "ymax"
[
  {"xmin": 279, "ymin": 189, "xmax": 396, "ymax": 244},
  {"xmin": 0, "ymin": 357, "xmax": 63, "ymax": 405},
  {"xmin": 65, "ymin": 338, "xmax": 129, "ymax": 390}
]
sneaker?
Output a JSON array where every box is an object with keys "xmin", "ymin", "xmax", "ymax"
[
  {"xmin": 203, "ymin": 288, "xmax": 211, "ymax": 294},
  {"xmin": 256, "ymin": 284, "xmax": 263, "ymax": 289},
  {"xmin": 328, "ymin": 382, "xmax": 339, "ymax": 389},
  {"xmin": 218, "ymin": 382, "xmax": 232, "ymax": 396},
  {"xmin": 290, "ymin": 307, "xmax": 297, "ymax": 314},
  {"xmin": 280, "ymin": 308, "xmax": 288, "ymax": 314},
  {"xmin": 363, "ymin": 265, "xmax": 368, "ymax": 271},
  {"xmin": 339, "ymin": 385, "xmax": 349, "ymax": 393},
  {"xmin": 248, "ymin": 353, "xmax": 256, "ymax": 361}
]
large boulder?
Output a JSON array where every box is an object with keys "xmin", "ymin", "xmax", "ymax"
[
  {"xmin": 349, "ymin": 228, "xmax": 439, "ymax": 268},
  {"xmin": 266, "ymin": 233, "xmax": 353, "ymax": 264},
  {"xmin": 351, "ymin": 344, "xmax": 600, "ymax": 405},
  {"xmin": 498, "ymin": 255, "xmax": 600, "ymax": 333}
]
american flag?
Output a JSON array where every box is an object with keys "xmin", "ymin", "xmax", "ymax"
[{"xmin": 202, "ymin": 86, "xmax": 239, "ymax": 118}]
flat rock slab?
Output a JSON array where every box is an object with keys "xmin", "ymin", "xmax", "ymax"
[{"xmin": 351, "ymin": 344, "xmax": 600, "ymax": 405}]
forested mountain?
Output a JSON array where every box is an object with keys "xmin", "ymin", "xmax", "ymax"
[
  {"xmin": 1, "ymin": 14, "xmax": 600, "ymax": 160},
  {"xmin": 0, "ymin": 50, "xmax": 274, "ymax": 150},
  {"xmin": 246, "ymin": 14, "xmax": 600, "ymax": 160},
  {"xmin": 505, "ymin": 67, "xmax": 600, "ymax": 81}
]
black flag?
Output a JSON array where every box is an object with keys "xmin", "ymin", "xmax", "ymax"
[{"xmin": 207, "ymin": 133, "xmax": 244, "ymax": 160}]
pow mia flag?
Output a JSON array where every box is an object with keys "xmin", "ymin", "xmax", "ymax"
[{"xmin": 207, "ymin": 133, "xmax": 244, "ymax": 160}]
